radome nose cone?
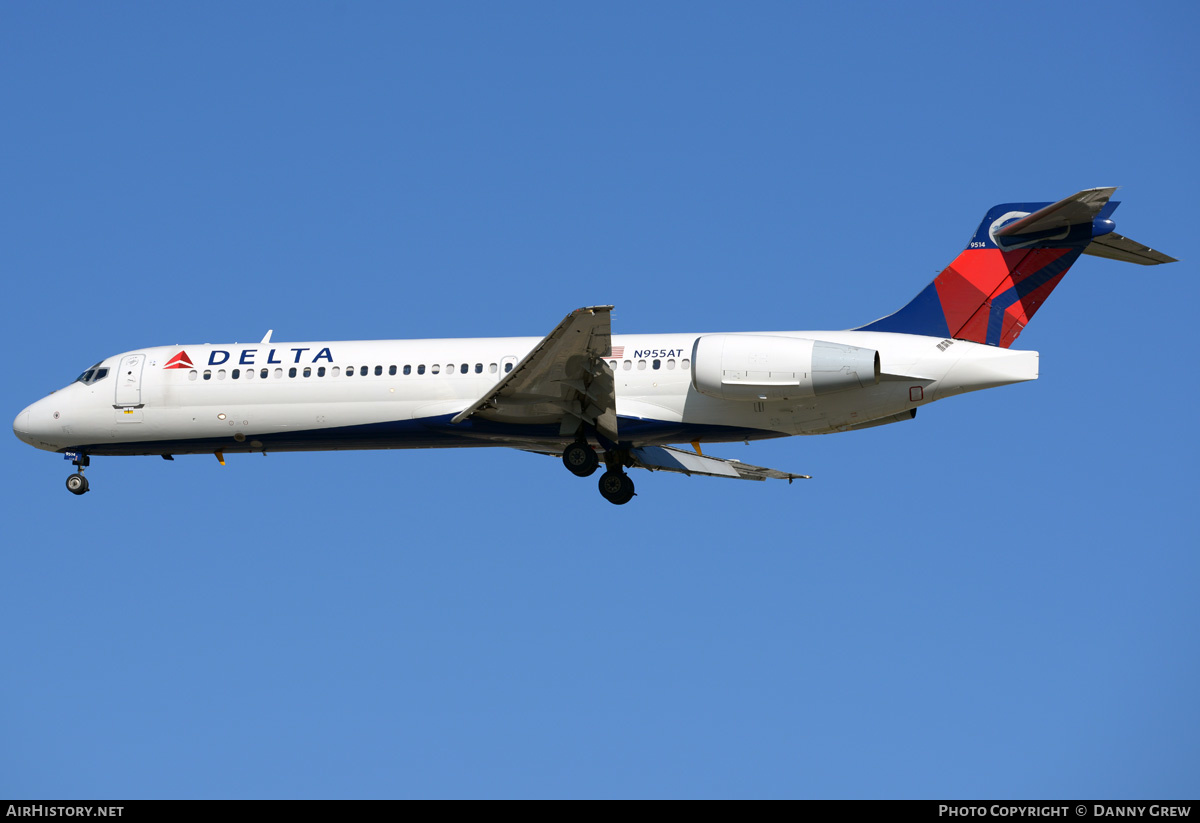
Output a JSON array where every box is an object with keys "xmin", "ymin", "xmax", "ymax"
[{"xmin": 14, "ymin": 409, "xmax": 32, "ymax": 444}]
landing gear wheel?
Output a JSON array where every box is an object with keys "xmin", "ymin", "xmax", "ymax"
[
  {"xmin": 66, "ymin": 473, "xmax": 89, "ymax": 495},
  {"xmin": 562, "ymin": 441, "xmax": 599, "ymax": 477},
  {"xmin": 598, "ymin": 470, "xmax": 635, "ymax": 505}
]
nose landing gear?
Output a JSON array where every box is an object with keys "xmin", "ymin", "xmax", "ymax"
[{"xmin": 65, "ymin": 454, "xmax": 90, "ymax": 496}]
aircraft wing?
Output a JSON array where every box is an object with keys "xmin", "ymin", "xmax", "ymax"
[
  {"xmin": 630, "ymin": 445, "xmax": 811, "ymax": 482},
  {"xmin": 451, "ymin": 305, "xmax": 618, "ymax": 440}
]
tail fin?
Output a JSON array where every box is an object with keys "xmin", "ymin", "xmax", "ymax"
[{"xmin": 857, "ymin": 187, "xmax": 1176, "ymax": 348}]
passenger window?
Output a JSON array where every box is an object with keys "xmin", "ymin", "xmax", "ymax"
[
  {"xmin": 461, "ymin": 363, "xmax": 468, "ymax": 374},
  {"xmin": 188, "ymin": 370, "xmax": 198, "ymax": 381},
  {"xmin": 375, "ymin": 365, "xmax": 382, "ymax": 376},
  {"xmin": 246, "ymin": 369, "xmax": 255, "ymax": 380},
  {"xmin": 358, "ymin": 366, "xmax": 366, "ymax": 376},
  {"xmin": 637, "ymin": 360, "xmax": 646, "ymax": 370},
  {"xmin": 331, "ymin": 366, "xmax": 340, "ymax": 377},
  {"xmin": 274, "ymin": 368, "xmax": 283, "ymax": 379},
  {"xmin": 489, "ymin": 363, "xmax": 498, "ymax": 374},
  {"xmin": 447, "ymin": 364, "xmax": 456, "ymax": 374},
  {"xmin": 232, "ymin": 369, "xmax": 240, "ymax": 379},
  {"xmin": 346, "ymin": 366, "xmax": 354, "ymax": 377},
  {"xmin": 318, "ymin": 367, "xmax": 326, "ymax": 377},
  {"xmin": 667, "ymin": 359, "xmax": 676, "ymax": 369},
  {"xmin": 217, "ymin": 369, "xmax": 227, "ymax": 380},
  {"xmin": 389, "ymin": 365, "xmax": 396, "ymax": 376},
  {"xmin": 475, "ymin": 363, "xmax": 482, "ymax": 374},
  {"xmin": 303, "ymin": 367, "xmax": 312, "ymax": 378},
  {"xmin": 203, "ymin": 370, "xmax": 212, "ymax": 380},
  {"xmin": 608, "ymin": 360, "xmax": 616, "ymax": 369},
  {"xmin": 681, "ymin": 359, "xmax": 690, "ymax": 370},
  {"xmin": 418, "ymin": 365, "xmax": 425, "ymax": 375},
  {"xmin": 622, "ymin": 360, "xmax": 631, "ymax": 371},
  {"xmin": 404, "ymin": 365, "xmax": 411, "ymax": 375},
  {"xmin": 431, "ymin": 364, "xmax": 441, "ymax": 374},
  {"xmin": 504, "ymin": 362, "xmax": 513, "ymax": 373},
  {"xmin": 652, "ymin": 359, "xmax": 661, "ymax": 370},
  {"xmin": 260, "ymin": 368, "xmax": 269, "ymax": 379}
]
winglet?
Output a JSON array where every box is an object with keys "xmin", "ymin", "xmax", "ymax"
[{"xmin": 260, "ymin": 330, "xmax": 273, "ymax": 344}]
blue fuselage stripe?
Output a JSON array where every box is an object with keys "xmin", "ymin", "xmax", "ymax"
[{"xmin": 66, "ymin": 414, "xmax": 787, "ymax": 457}]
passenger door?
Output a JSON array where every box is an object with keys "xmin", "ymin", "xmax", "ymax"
[{"xmin": 114, "ymin": 354, "xmax": 146, "ymax": 407}]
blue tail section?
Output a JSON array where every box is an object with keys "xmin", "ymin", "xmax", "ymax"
[{"xmin": 855, "ymin": 187, "xmax": 1165, "ymax": 348}]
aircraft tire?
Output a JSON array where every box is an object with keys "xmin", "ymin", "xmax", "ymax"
[
  {"xmin": 66, "ymin": 474, "xmax": 89, "ymax": 495},
  {"xmin": 563, "ymin": 441, "xmax": 599, "ymax": 477},
  {"xmin": 598, "ymin": 471, "xmax": 635, "ymax": 505}
]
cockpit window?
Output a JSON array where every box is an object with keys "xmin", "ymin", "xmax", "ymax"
[{"xmin": 75, "ymin": 364, "xmax": 109, "ymax": 385}]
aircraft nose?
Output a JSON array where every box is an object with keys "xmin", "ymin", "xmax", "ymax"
[
  {"xmin": 13, "ymin": 408, "xmax": 34, "ymax": 445},
  {"xmin": 13, "ymin": 398, "xmax": 65, "ymax": 451}
]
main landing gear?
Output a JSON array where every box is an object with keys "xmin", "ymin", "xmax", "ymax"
[
  {"xmin": 562, "ymin": 439, "xmax": 636, "ymax": 505},
  {"xmin": 597, "ymin": 469, "xmax": 635, "ymax": 505},
  {"xmin": 562, "ymin": 440, "xmax": 600, "ymax": 477},
  {"xmin": 66, "ymin": 454, "xmax": 90, "ymax": 496}
]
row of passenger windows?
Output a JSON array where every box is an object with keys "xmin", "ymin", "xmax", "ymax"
[
  {"xmin": 609, "ymin": 359, "xmax": 690, "ymax": 371},
  {"xmin": 189, "ymin": 362, "xmax": 516, "ymax": 381},
  {"xmin": 186, "ymin": 358, "xmax": 692, "ymax": 381}
]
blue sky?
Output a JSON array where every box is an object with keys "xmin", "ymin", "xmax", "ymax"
[{"xmin": 3, "ymin": 2, "xmax": 1197, "ymax": 799}]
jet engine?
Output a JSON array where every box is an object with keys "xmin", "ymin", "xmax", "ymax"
[{"xmin": 691, "ymin": 334, "xmax": 879, "ymax": 401}]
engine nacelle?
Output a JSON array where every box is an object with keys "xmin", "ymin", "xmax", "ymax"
[{"xmin": 691, "ymin": 334, "xmax": 879, "ymax": 401}]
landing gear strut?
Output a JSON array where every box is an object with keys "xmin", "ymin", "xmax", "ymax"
[
  {"xmin": 598, "ymin": 469, "xmax": 635, "ymax": 505},
  {"xmin": 562, "ymin": 440, "xmax": 600, "ymax": 477},
  {"xmin": 66, "ymin": 454, "xmax": 90, "ymax": 496}
]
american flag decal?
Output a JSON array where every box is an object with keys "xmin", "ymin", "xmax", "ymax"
[{"xmin": 607, "ymin": 346, "xmax": 624, "ymax": 358}]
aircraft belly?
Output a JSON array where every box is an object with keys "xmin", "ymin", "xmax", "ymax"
[{"xmin": 790, "ymin": 383, "xmax": 921, "ymax": 434}]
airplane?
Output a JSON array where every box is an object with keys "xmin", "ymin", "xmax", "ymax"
[{"xmin": 13, "ymin": 187, "xmax": 1175, "ymax": 504}]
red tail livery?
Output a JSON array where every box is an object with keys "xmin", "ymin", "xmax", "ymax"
[{"xmin": 859, "ymin": 187, "xmax": 1175, "ymax": 347}]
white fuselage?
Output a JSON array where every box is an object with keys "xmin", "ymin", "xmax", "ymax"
[{"xmin": 13, "ymin": 330, "xmax": 1038, "ymax": 457}]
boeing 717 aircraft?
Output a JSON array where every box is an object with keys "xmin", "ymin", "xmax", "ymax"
[{"xmin": 13, "ymin": 187, "xmax": 1174, "ymax": 504}]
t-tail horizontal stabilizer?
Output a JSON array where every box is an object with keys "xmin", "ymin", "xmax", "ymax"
[
  {"xmin": 1082, "ymin": 232, "xmax": 1176, "ymax": 265},
  {"xmin": 992, "ymin": 187, "xmax": 1175, "ymax": 264},
  {"xmin": 857, "ymin": 187, "xmax": 1176, "ymax": 347},
  {"xmin": 630, "ymin": 445, "xmax": 810, "ymax": 482}
]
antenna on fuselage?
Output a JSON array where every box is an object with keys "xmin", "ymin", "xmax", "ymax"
[{"xmin": 260, "ymin": 330, "xmax": 273, "ymax": 344}]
